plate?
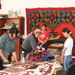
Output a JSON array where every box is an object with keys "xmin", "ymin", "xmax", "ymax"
[{"xmin": 3, "ymin": 63, "xmax": 12, "ymax": 67}]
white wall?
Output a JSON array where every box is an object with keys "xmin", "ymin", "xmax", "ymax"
[
  {"xmin": 0, "ymin": 0, "xmax": 75, "ymax": 15},
  {"xmin": 0, "ymin": 0, "xmax": 75, "ymax": 34}
]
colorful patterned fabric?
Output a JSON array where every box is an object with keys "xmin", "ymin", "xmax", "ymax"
[
  {"xmin": 28, "ymin": 50, "xmax": 54, "ymax": 61},
  {"xmin": 26, "ymin": 7, "xmax": 75, "ymax": 34}
]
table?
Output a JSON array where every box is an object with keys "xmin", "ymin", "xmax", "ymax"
[{"xmin": 0, "ymin": 61, "xmax": 62, "ymax": 75}]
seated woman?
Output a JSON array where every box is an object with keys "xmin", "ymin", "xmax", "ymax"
[
  {"xmin": 38, "ymin": 24, "xmax": 49, "ymax": 50},
  {"xmin": 22, "ymin": 29, "xmax": 41, "ymax": 58},
  {"xmin": 0, "ymin": 27, "xmax": 19, "ymax": 65}
]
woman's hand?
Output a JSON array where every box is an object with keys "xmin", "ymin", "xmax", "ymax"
[
  {"xmin": 60, "ymin": 59, "xmax": 64, "ymax": 64},
  {"xmin": 3, "ymin": 58, "xmax": 9, "ymax": 63},
  {"xmin": 39, "ymin": 44, "xmax": 42, "ymax": 48},
  {"xmin": 60, "ymin": 56, "xmax": 64, "ymax": 64},
  {"xmin": 12, "ymin": 51, "xmax": 18, "ymax": 63},
  {"xmin": 61, "ymin": 56, "xmax": 63, "ymax": 60}
]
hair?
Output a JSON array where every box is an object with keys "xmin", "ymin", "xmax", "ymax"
[
  {"xmin": 62, "ymin": 27, "xmax": 71, "ymax": 34},
  {"xmin": 62, "ymin": 27, "xmax": 74, "ymax": 40},
  {"xmin": 62, "ymin": 27, "xmax": 75, "ymax": 54},
  {"xmin": 9, "ymin": 27, "xmax": 19, "ymax": 35},
  {"xmin": 42, "ymin": 24, "xmax": 47, "ymax": 27}
]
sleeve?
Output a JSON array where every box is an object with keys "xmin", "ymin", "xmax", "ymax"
[
  {"xmin": 30, "ymin": 37, "xmax": 37, "ymax": 50},
  {"xmin": 0, "ymin": 35, "xmax": 5, "ymax": 50},
  {"xmin": 12, "ymin": 40, "xmax": 16, "ymax": 52},
  {"xmin": 64, "ymin": 39, "xmax": 71, "ymax": 48},
  {"xmin": 22, "ymin": 40, "xmax": 25, "ymax": 49},
  {"xmin": 64, "ymin": 42, "xmax": 68, "ymax": 48}
]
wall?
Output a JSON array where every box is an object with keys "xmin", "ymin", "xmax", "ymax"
[{"xmin": 0, "ymin": 0, "xmax": 75, "ymax": 34}]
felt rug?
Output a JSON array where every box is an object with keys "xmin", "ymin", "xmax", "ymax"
[{"xmin": 26, "ymin": 7, "xmax": 75, "ymax": 34}]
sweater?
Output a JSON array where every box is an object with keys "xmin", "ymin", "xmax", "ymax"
[{"xmin": 22, "ymin": 35, "xmax": 38, "ymax": 53}]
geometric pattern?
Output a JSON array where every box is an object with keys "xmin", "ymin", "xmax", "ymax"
[{"xmin": 26, "ymin": 7, "xmax": 75, "ymax": 33}]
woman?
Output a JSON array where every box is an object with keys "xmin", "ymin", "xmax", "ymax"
[
  {"xmin": 61, "ymin": 27, "xmax": 74, "ymax": 71},
  {"xmin": 38, "ymin": 24, "xmax": 49, "ymax": 50},
  {"xmin": 0, "ymin": 27, "xmax": 19, "ymax": 64},
  {"xmin": 22, "ymin": 29, "xmax": 41, "ymax": 57}
]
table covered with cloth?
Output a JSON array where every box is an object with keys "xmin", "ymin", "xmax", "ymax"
[{"xmin": 0, "ymin": 61, "xmax": 62, "ymax": 75}]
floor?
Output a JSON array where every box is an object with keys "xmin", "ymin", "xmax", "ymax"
[{"xmin": 56, "ymin": 70, "xmax": 66, "ymax": 75}]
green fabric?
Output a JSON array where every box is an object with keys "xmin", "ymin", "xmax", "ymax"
[{"xmin": 0, "ymin": 34, "xmax": 16, "ymax": 58}]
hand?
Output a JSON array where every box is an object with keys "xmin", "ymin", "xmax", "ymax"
[
  {"xmin": 61, "ymin": 56, "xmax": 63, "ymax": 60},
  {"xmin": 13, "ymin": 62, "xmax": 21, "ymax": 66},
  {"xmin": 3, "ymin": 58, "xmax": 9, "ymax": 64},
  {"xmin": 60, "ymin": 56, "xmax": 64, "ymax": 64},
  {"xmin": 39, "ymin": 45, "xmax": 42, "ymax": 48},
  {"xmin": 60, "ymin": 60, "xmax": 64, "ymax": 64},
  {"xmin": 15, "ymin": 61, "xmax": 20, "ymax": 65}
]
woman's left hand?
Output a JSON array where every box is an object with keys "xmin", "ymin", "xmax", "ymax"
[
  {"xmin": 60, "ymin": 60, "xmax": 64, "ymax": 64},
  {"xmin": 60, "ymin": 56, "xmax": 64, "ymax": 64}
]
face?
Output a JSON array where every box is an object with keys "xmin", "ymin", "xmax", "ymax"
[
  {"xmin": 9, "ymin": 33, "xmax": 16, "ymax": 39},
  {"xmin": 62, "ymin": 32, "xmax": 68, "ymax": 38},
  {"xmin": 41, "ymin": 26, "xmax": 47, "ymax": 31},
  {"xmin": 35, "ymin": 32, "xmax": 41, "ymax": 38}
]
